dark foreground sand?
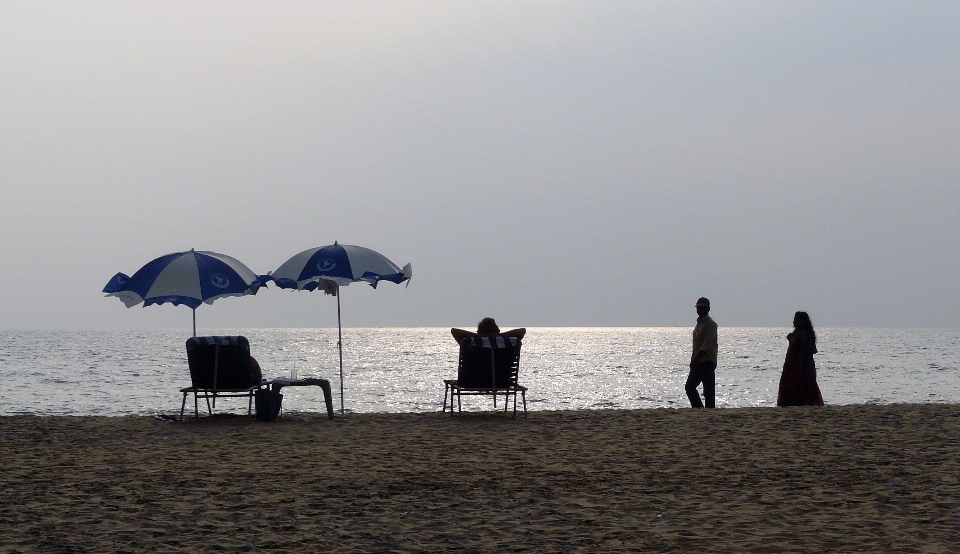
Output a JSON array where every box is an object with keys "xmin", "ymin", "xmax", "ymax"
[{"xmin": 1, "ymin": 404, "xmax": 958, "ymax": 553}]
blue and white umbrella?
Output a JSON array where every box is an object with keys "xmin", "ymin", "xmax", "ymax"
[
  {"xmin": 266, "ymin": 242, "xmax": 412, "ymax": 413},
  {"xmin": 103, "ymin": 249, "xmax": 265, "ymax": 336},
  {"xmin": 269, "ymin": 242, "xmax": 411, "ymax": 291}
]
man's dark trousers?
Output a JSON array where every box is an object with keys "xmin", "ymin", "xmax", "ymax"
[{"xmin": 685, "ymin": 360, "xmax": 717, "ymax": 408}]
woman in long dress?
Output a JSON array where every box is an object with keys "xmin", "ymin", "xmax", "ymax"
[{"xmin": 776, "ymin": 311, "xmax": 824, "ymax": 406}]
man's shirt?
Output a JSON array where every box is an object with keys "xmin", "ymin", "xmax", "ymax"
[{"xmin": 692, "ymin": 315, "xmax": 718, "ymax": 365}]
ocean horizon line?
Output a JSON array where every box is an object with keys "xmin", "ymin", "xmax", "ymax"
[{"xmin": 4, "ymin": 324, "xmax": 960, "ymax": 332}]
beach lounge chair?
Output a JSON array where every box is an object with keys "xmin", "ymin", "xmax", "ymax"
[
  {"xmin": 180, "ymin": 336, "xmax": 265, "ymax": 421},
  {"xmin": 443, "ymin": 335, "xmax": 527, "ymax": 418}
]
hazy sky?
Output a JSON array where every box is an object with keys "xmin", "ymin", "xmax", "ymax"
[{"xmin": 2, "ymin": 1, "xmax": 958, "ymax": 330}]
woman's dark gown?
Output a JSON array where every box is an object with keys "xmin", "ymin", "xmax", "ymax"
[{"xmin": 776, "ymin": 328, "xmax": 824, "ymax": 406}]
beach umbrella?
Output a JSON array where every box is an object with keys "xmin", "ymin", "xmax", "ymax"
[
  {"xmin": 265, "ymin": 242, "xmax": 412, "ymax": 413},
  {"xmin": 103, "ymin": 249, "xmax": 266, "ymax": 336}
]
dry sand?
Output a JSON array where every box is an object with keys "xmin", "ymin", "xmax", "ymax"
[{"xmin": 1, "ymin": 404, "xmax": 958, "ymax": 553}]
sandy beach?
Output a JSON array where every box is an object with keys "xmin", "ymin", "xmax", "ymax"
[{"xmin": 1, "ymin": 404, "xmax": 958, "ymax": 553}]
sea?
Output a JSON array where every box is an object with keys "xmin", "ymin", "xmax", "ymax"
[{"xmin": 1, "ymin": 327, "xmax": 958, "ymax": 416}]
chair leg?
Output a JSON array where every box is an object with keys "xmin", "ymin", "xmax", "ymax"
[
  {"xmin": 456, "ymin": 390, "xmax": 462, "ymax": 416},
  {"xmin": 180, "ymin": 392, "xmax": 188, "ymax": 421},
  {"xmin": 443, "ymin": 384, "xmax": 449, "ymax": 414},
  {"xmin": 522, "ymin": 389, "xmax": 527, "ymax": 419},
  {"xmin": 194, "ymin": 392, "xmax": 200, "ymax": 420}
]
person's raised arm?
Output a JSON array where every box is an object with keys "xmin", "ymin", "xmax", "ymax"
[{"xmin": 451, "ymin": 328, "xmax": 475, "ymax": 345}]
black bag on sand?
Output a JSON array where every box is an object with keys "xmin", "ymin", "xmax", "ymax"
[{"xmin": 255, "ymin": 389, "xmax": 283, "ymax": 422}]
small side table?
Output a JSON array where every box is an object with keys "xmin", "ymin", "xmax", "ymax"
[{"xmin": 267, "ymin": 378, "xmax": 335, "ymax": 420}]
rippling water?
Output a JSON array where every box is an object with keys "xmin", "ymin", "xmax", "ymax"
[{"xmin": 1, "ymin": 328, "xmax": 958, "ymax": 416}]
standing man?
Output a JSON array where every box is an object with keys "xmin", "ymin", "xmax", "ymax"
[{"xmin": 686, "ymin": 297, "xmax": 718, "ymax": 408}]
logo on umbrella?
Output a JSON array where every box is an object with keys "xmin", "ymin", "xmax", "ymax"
[
  {"xmin": 316, "ymin": 258, "xmax": 337, "ymax": 272},
  {"xmin": 210, "ymin": 273, "xmax": 231, "ymax": 289}
]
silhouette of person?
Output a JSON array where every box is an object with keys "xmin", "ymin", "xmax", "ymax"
[
  {"xmin": 451, "ymin": 317, "xmax": 526, "ymax": 344},
  {"xmin": 685, "ymin": 297, "xmax": 718, "ymax": 408},
  {"xmin": 249, "ymin": 356, "xmax": 263, "ymax": 385},
  {"xmin": 777, "ymin": 311, "xmax": 824, "ymax": 406}
]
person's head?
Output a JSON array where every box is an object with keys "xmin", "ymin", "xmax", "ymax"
[
  {"xmin": 477, "ymin": 317, "xmax": 500, "ymax": 335},
  {"xmin": 695, "ymin": 297, "xmax": 710, "ymax": 318},
  {"xmin": 793, "ymin": 311, "xmax": 816, "ymax": 346},
  {"xmin": 793, "ymin": 311, "xmax": 813, "ymax": 331}
]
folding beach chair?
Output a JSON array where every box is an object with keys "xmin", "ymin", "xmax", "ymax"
[
  {"xmin": 180, "ymin": 336, "xmax": 264, "ymax": 421},
  {"xmin": 443, "ymin": 335, "xmax": 527, "ymax": 418}
]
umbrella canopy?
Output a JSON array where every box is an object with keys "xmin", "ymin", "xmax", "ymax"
[
  {"xmin": 103, "ymin": 249, "xmax": 265, "ymax": 336},
  {"xmin": 269, "ymin": 242, "xmax": 411, "ymax": 290},
  {"xmin": 266, "ymin": 243, "xmax": 411, "ymax": 413}
]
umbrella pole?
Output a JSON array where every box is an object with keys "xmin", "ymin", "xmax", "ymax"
[
  {"xmin": 337, "ymin": 292, "xmax": 344, "ymax": 414},
  {"xmin": 192, "ymin": 308, "xmax": 196, "ymax": 338}
]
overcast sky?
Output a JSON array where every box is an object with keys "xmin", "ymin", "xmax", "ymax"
[{"xmin": 1, "ymin": 1, "xmax": 958, "ymax": 330}]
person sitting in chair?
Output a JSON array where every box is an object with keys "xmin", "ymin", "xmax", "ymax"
[
  {"xmin": 451, "ymin": 317, "xmax": 526, "ymax": 344},
  {"xmin": 250, "ymin": 356, "xmax": 263, "ymax": 384}
]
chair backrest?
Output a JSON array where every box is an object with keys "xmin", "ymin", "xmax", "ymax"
[
  {"xmin": 185, "ymin": 336, "xmax": 255, "ymax": 390},
  {"xmin": 457, "ymin": 336, "xmax": 522, "ymax": 389}
]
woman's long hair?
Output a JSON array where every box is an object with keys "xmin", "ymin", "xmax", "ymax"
[{"xmin": 794, "ymin": 311, "xmax": 816, "ymax": 348}]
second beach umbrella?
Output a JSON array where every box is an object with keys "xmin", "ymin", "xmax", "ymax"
[{"xmin": 266, "ymin": 242, "xmax": 412, "ymax": 413}]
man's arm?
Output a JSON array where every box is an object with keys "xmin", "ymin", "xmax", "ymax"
[
  {"xmin": 501, "ymin": 328, "xmax": 526, "ymax": 340},
  {"xmin": 705, "ymin": 321, "xmax": 718, "ymax": 353},
  {"xmin": 451, "ymin": 328, "xmax": 475, "ymax": 345}
]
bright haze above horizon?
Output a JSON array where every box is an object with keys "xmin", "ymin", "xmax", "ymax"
[{"xmin": 1, "ymin": 1, "xmax": 958, "ymax": 331}]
